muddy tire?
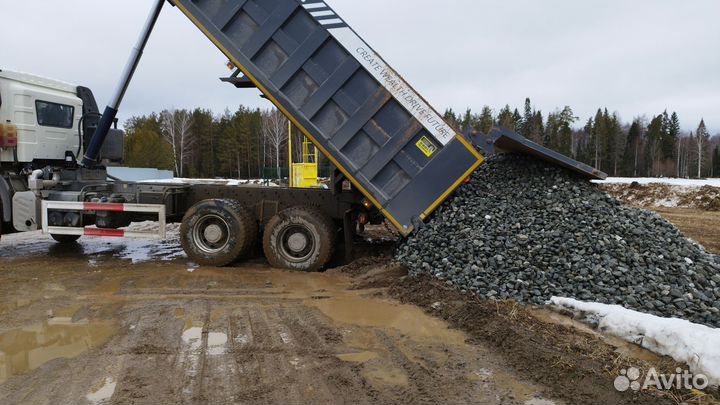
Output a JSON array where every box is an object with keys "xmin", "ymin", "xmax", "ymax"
[
  {"xmin": 180, "ymin": 199, "xmax": 258, "ymax": 267},
  {"xmin": 51, "ymin": 234, "xmax": 81, "ymax": 243},
  {"xmin": 263, "ymin": 207, "xmax": 336, "ymax": 272}
]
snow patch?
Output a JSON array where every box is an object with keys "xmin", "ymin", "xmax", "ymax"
[
  {"xmin": 594, "ymin": 177, "xmax": 720, "ymax": 187},
  {"xmin": 550, "ymin": 297, "xmax": 720, "ymax": 386}
]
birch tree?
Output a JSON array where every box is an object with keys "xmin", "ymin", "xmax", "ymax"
[
  {"xmin": 262, "ymin": 108, "xmax": 288, "ymax": 180},
  {"xmin": 161, "ymin": 109, "xmax": 195, "ymax": 177}
]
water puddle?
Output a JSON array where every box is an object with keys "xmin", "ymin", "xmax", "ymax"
[
  {"xmin": 0, "ymin": 317, "xmax": 116, "ymax": 383},
  {"xmin": 307, "ymin": 295, "xmax": 467, "ymax": 345},
  {"xmin": 85, "ymin": 376, "xmax": 117, "ymax": 405},
  {"xmin": 207, "ymin": 332, "xmax": 228, "ymax": 355}
]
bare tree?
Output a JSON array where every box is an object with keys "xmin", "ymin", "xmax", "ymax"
[
  {"xmin": 161, "ymin": 109, "xmax": 195, "ymax": 177},
  {"xmin": 262, "ymin": 108, "xmax": 288, "ymax": 180}
]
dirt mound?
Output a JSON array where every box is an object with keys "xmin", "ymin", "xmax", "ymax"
[{"xmin": 601, "ymin": 183, "xmax": 720, "ymax": 211}]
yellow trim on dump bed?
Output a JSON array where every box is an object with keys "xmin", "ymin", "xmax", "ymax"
[{"xmin": 172, "ymin": 2, "xmax": 483, "ymax": 235}]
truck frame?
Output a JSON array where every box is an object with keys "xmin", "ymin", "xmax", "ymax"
[{"xmin": 0, "ymin": 0, "xmax": 605, "ymax": 271}]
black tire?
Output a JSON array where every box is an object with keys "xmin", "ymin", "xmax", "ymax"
[
  {"xmin": 180, "ymin": 199, "xmax": 258, "ymax": 267},
  {"xmin": 263, "ymin": 207, "xmax": 336, "ymax": 272},
  {"xmin": 51, "ymin": 234, "xmax": 81, "ymax": 243}
]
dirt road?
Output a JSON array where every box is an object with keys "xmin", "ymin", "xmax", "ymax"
[{"xmin": 0, "ymin": 232, "xmax": 562, "ymax": 405}]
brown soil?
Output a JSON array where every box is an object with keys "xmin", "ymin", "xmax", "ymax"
[
  {"xmin": 652, "ymin": 208, "xmax": 720, "ymax": 254},
  {"xmin": 1, "ymin": 223, "xmax": 717, "ymax": 404},
  {"xmin": 387, "ymin": 275, "xmax": 684, "ymax": 405},
  {"xmin": 342, "ymin": 259, "xmax": 717, "ymax": 405},
  {"xmin": 0, "ymin": 235, "xmax": 556, "ymax": 405}
]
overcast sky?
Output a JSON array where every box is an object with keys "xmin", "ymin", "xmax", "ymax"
[{"xmin": 1, "ymin": 0, "xmax": 718, "ymax": 133}]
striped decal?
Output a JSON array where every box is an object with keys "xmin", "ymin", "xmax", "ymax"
[
  {"xmin": 84, "ymin": 202, "xmax": 125, "ymax": 212},
  {"xmin": 85, "ymin": 228, "xmax": 125, "ymax": 237},
  {"xmin": 298, "ymin": 0, "xmax": 456, "ymax": 146},
  {"xmin": 300, "ymin": 0, "xmax": 348, "ymax": 28}
]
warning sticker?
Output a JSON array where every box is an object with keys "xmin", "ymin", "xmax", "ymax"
[{"xmin": 416, "ymin": 136, "xmax": 437, "ymax": 157}]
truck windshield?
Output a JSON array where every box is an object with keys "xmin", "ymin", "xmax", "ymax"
[{"xmin": 36, "ymin": 100, "xmax": 74, "ymax": 128}]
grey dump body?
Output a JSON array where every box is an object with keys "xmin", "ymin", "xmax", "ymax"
[{"xmin": 170, "ymin": 0, "xmax": 484, "ymax": 236}]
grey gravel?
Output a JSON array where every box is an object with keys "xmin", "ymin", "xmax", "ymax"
[{"xmin": 396, "ymin": 154, "xmax": 720, "ymax": 328}]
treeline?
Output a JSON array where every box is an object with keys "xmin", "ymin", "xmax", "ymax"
[
  {"xmin": 444, "ymin": 98, "xmax": 720, "ymax": 178},
  {"xmin": 124, "ymin": 100, "xmax": 719, "ymax": 180},
  {"xmin": 124, "ymin": 107, "xmax": 321, "ymax": 179}
]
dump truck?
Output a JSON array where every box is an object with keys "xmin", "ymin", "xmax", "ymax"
[{"xmin": 0, "ymin": 0, "xmax": 606, "ymax": 271}]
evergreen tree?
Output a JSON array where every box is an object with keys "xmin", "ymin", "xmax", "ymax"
[
  {"xmin": 645, "ymin": 115, "xmax": 664, "ymax": 176},
  {"xmin": 695, "ymin": 119, "xmax": 710, "ymax": 178},
  {"xmin": 664, "ymin": 111, "xmax": 680, "ymax": 160},
  {"xmin": 443, "ymin": 108, "xmax": 460, "ymax": 130},
  {"xmin": 478, "ymin": 106, "xmax": 494, "ymax": 133},
  {"xmin": 497, "ymin": 105, "xmax": 516, "ymax": 130},
  {"xmin": 189, "ymin": 108, "xmax": 215, "ymax": 178},
  {"xmin": 123, "ymin": 114, "xmax": 174, "ymax": 171},
  {"xmin": 623, "ymin": 120, "xmax": 641, "ymax": 176},
  {"xmin": 512, "ymin": 108, "xmax": 523, "ymax": 131},
  {"xmin": 588, "ymin": 109, "xmax": 605, "ymax": 170},
  {"xmin": 712, "ymin": 145, "xmax": 720, "ymax": 177},
  {"xmin": 557, "ymin": 106, "xmax": 577, "ymax": 156},
  {"xmin": 605, "ymin": 112, "xmax": 624, "ymax": 176},
  {"xmin": 461, "ymin": 108, "xmax": 474, "ymax": 130},
  {"xmin": 530, "ymin": 110, "xmax": 545, "ymax": 145},
  {"xmin": 519, "ymin": 98, "xmax": 533, "ymax": 138}
]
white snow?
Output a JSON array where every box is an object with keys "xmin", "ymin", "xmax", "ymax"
[
  {"xmin": 594, "ymin": 177, "xmax": 720, "ymax": 187},
  {"xmin": 550, "ymin": 297, "xmax": 720, "ymax": 386}
]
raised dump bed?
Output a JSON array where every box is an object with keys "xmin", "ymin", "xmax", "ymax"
[{"xmin": 170, "ymin": 0, "xmax": 484, "ymax": 235}]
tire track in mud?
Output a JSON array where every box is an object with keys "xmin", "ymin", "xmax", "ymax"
[{"xmin": 0, "ymin": 260, "xmax": 567, "ymax": 405}]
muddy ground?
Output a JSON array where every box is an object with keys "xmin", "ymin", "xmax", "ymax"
[
  {"xmin": 3, "ymin": 224, "xmax": 710, "ymax": 405},
  {"xmin": 0, "ymin": 233, "xmax": 569, "ymax": 405},
  {"xmin": 2, "ymin": 185, "xmax": 719, "ymax": 405}
]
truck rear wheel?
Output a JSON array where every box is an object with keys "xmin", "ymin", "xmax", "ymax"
[
  {"xmin": 263, "ymin": 207, "xmax": 336, "ymax": 272},
  {"xmin": 180, "ymin": 199, "xmax": 257, "ymax": 267},
  {"xmin": 51, "ymin": 234, "xmax": 81, "ymax": 243}
]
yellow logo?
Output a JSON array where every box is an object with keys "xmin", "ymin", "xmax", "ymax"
[{"xmin": 416, "ymin": 136, "xmax": 437, "ymax": 157}]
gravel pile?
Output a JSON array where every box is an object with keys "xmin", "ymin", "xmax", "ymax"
[{"xmin": 396, "ymin": 154, "xmax": 720, "ymax": 327}]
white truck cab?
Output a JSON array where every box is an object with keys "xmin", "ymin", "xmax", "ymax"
[{"xmin": 0, "ymin": 69, "xmax": 83, "ymax": 164}]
